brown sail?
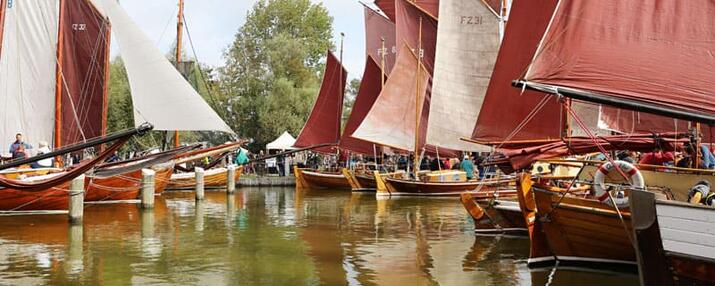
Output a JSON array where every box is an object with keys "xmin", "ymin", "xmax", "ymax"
[
  {"xmin": 364, "ymin": 5, "xmax": 396, "ymax": 74},
  {"xmin": 58, "ymin": 0, "xmax": 111, "ymax": 147},
  {"xmin": 525, "ymin": 0, "xmax": 715, "ymax": 119},
  {"xmin": 375, "ymin": 0, "xmax": 440, "ymax": 22},
  {"xmin": 339, "ymin": 57, "xmax": 385, "ymax": 155},
  {"xmin": 472, "ymin": 0, "xmax": 562, "ymax": 143},
  {"xmin": 293, "ymin": 51, "xmax": 347, "ymax": 153}
]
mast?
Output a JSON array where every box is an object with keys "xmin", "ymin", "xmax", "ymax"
[
  {"xmin": 54, "ymin": 0, "xmax": 68, "ymax": 150},
  {"xmin": 0, "ymin": 0, "xmax": 6, "ymax": 56},
  {"xmin": 173, "ymin": 0, "xmax": 184, "ymax": 148},
  {"xmin": 413, "ymin": 17, "xmax": 423, "ymax": 179},
  {"xmin": 339, "ymin": 32, "xmax": 345, "ymax": 142},
  {"xmin": 380, "ymin": 37, "xmax": 386, "ymax": 88}
]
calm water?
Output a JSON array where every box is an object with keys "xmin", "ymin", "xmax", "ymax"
[{"xmin": 0, "ymin": 187, "xmax": 638, "ymax": 285}]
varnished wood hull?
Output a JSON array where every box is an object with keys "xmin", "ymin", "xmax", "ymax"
[
  {"xmin": 85, "ymin": 163, "xmax": 175, "ymax": 201},
  {"xmin": 295, "ymin": 169, "xmax": 351, "ymax": 190},
  {"xmin": 0, "ymin": 182, "xmax": 70, "ymax": 211},
  {"xmin": 460, "ymin": 193, "xmax": 525, "ymax": 235},
  {"xmin": 528, "ymin": 185, "xmax": 636, "ymax": 271},
  {"xmin": 630, "ymin": 191, "xmax": 715, "ymax": 286},
  {"xmin": 355, "ymin": 174, "xmax": 377, "ymax": 189},
  {"xmin": 166, "ymin": 166, "xmax": 243, "ymax": 190},
  {"xmin": 382, "ymin": 177, "xmax": 514, "ymax": 197}
]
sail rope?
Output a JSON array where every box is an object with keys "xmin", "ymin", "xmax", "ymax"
[{"xmin": 182, "ymin": 14, "xmax": 226, "ymax": 119}]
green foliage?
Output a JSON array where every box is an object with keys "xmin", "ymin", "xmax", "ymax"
[
  {"xmin": 342, "ymin": 78, "xmax": 361, "ymax": 126},
  {"xmin": 220, "ymin": 0, "xmax": 334, "ymax": 152}
]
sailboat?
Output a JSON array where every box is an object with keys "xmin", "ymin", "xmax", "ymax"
[
  {"xmin": 0, "ymin": 0, "xmax": 154, "ymax": 210},
  {"xmin": 352, "ymin": 0, "xmax": 514, "ymax": 197},
  {"xmin": 476, "ymin": 0, "xmax": 715, "ymax": 271},
  {"xmin": 292, "ymin": 46, "xmax": 350, "ymax": 190},
  {"xmin": 90, "ymin": 0, "xmax": 242, "ymax": 193},
  {"xmin": 339, "ymin": 3, "xmax": 405, "ymax": 193}
]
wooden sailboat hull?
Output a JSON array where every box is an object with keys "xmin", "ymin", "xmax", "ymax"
[
  {"xmin": 631, "ymin": 190, "xmax": 715, "ymax": 286},
  {"xmin": 528, "ymin": 185, "xmax": 636, "ymax": 272},
  {"xmin": 85, "ymin": 163, "xmax": 175, "ymax": 201},
  {"xmin": 382, "ymin": 177, "xmax": 514, "ymax": 197},
  {"xmin": 295, "ymin": 168, "xmax": 351, "ymax": 190},
  {"xmin": 166, "ymin": 166, "xmax": 243, "ymax": 190},
  {"xmin": 0, "ymin": 183, "xmax": 70, "ymax": 211},
  {"xmin": 460, "ymin": 193, "xmax": 525, "ymax": 235}
]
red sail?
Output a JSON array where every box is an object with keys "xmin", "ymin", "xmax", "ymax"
[
  {"xmin": 364, "ymin": 6, "xmax": 396, "ymax": 74},
  {"xmin": 600, "ymin": 107, "xmax": 714, "ymax": 143},
  {"xmin": 526, "ymin": 0, "xmax": 715, "ymax": 118},
  {"xmin": 340, "ymin": 58, "xmax": 384, "ymax": 155},
  {"xmin": 492, "ymin": 133, "xmax": 689, "ymax": 173},
  {"xmin": 294, "ymin": 51, "xmax": 347, "ymax": 153},
  {"xmin": 472, "ymin": 0, "xmax": 562, "ymax": 143},
  {"xmin": 58, "ymin": 0, "xmax": 110, "ymax": 146},
  {"xmin": 375, "ymin": 0, "xmax": 440, "ymax": 22},
  {"xmin": 395, "ymin": 0, "xmax": 437, "ymax": 73}
]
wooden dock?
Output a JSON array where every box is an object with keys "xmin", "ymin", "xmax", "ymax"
[{"xmin": 238, "ymin": 175, "xmax": 296, "ymax": 187}]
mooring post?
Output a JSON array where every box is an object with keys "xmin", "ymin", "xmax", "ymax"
[
  {"xmin": 195, "ymin": 167, "xmax": 205, "ymax": 200},
  {"xmin": 141, "ymin": 169, "xmax": 156, "ymax": 209},
  {"xmin": 227, "ymin": 164, "xmax": 236, "ymax": 194},
  {"xmin": 68, "ymin": 175, "xmax": 85, "ymax": 224}
]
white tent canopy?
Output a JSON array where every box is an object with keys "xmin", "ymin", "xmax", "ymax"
[{"xmin": 266, "ymin": 131, "xmax": 297, "ymax": 151}]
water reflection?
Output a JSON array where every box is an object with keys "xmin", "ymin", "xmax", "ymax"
[{"xmin": 0, "ymin": 187, "xmax": 639, "ymax": 285}]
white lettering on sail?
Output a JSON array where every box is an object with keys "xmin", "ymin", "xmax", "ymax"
[
  {"xmin": 72, "ymin": 24, "xmax": 87, "ymax": 31},
  {"xmin": 460, "ymin": 16, "xmax": 484, "ymax": 25}
]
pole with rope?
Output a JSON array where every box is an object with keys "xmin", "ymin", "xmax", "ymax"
[{"xmin": 173, "ymin": 0, "xmax": 184, "ymax": 149}]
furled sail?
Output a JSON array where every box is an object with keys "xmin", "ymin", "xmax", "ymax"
[
  {"xmin": 293, "ymin": 51, "xmax": 347, "ymax": 153},
  {"xmin": 364, "ymin": 5, "xmax": 396, "ymax": 75},
  {"xmin": 471, "ymin": 0, "xmax": 562, "ymax": 143},
  {"xmin": 426, "ymin": 0, "xmax": 500, "ymax": 152},
  {"xmin": 93, "ymin": 0, "xmax": 234, "ymax": 133},
  {"xmin": 524, "ymin": 0, "xmax": 715, "ymax": 123},
  {"xmin": 352, "ymin": 47, "xmax": 429, "ymax": 151},
  {"xmin": 0, "ymin": 0, "xmax": 60, "ymax": 152},
  {"xmin": 58, "ymin": 0, "xmax": 111, "ymax": 147},
  {"xmin": 339, "ymin": 58, "xmax": 384, "ymax": 155}
]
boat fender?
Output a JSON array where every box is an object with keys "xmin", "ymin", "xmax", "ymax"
[
  {"xmin": 688, "ymin": 180, "xmax": 710, "ymax": 204},
  {"xmin": 593, "ymin": 160, "xmax": 644, "ymax": 208}
]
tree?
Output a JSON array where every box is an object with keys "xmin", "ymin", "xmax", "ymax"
[
  {"xmin": 220, "ymin": 0, "xmax": 334, "ymax": 152},
  {"xmin": 342, "ymin": 78, "xmax": 361, "ymax": 127}
]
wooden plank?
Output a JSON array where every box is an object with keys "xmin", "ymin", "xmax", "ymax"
[
  {"xmin": 659, "ymin": 216, "xmax": 715, "ymax": 236},
  {"xmin": 661, "ymin": 228, "xmax": 715, "ymax": 248},
  {"xmin": 662, "ymin": 239, "xmax": 715, "ymax": 260},
  {"xmin": 657, "ymin": 204, "xmax": 715, "ymax": 222}
]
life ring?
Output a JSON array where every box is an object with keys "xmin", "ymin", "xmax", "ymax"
[{"xmin": 593, "ymin": 160, "xmax": 644, "ymax": 208}]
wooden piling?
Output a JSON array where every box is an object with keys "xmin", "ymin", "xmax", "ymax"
[
  {"xmin": 195, "ymin": 167, "xmax": 205, "ymax": 200},
  {"xmin": 227, "ymin": 164, "xmax": 237, "ymax": 193},
  {"xmin": 141, "ymin": 169, "xmax": 156, "ymax": 209},
  {"xmin": 68, "ymin": 175, "xmax": 85, "ymax": 223}
]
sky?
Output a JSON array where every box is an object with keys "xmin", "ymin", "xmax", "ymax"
[{"xmin": 113, "ymin": 0, "xmax": 377, "ymax": 80}]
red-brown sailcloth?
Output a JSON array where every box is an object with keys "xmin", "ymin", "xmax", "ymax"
[
  {"xmin": 526, "ymin": 0, "xmax": 715, "ymax": 117},
  {"xmin": 59, "ymin": 0, "xmax": 111, "ymax": 147},
  {"xmin": 340, "ymin": 58, "xmax": 385, "ymax": 155},
  {"xmin": 293, "ymin": 51, "xmax": 347, "ymax": 153},
  {"xmin": 472, "ymin": 0, "xmax": 562, "ymax": 143}
]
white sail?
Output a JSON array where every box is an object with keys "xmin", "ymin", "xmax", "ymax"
[
  {"xmin": 426, "ymin": 0, "xmax": 500, "ymax": 152},
  {"xmin": 93, "ymin": 0, "xmax": 234, "ymax": 134},
  {"xmin": 0, "ymin": 0, "xmax": 60, "ymax": 153}
]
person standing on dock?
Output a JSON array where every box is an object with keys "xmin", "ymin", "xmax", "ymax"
[{"xmin": 460, "ymin": 155, "xmax": 475, "ymax": 180}]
